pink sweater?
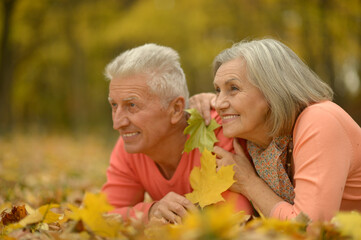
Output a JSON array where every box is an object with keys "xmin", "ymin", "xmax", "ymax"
[
  {"xmin": 102, "ymin": 110, "xmax": 253, "ymax": 221},
  {"xmin": 270, "ymin": 101, "xmax": 361, "ymax": 221}
]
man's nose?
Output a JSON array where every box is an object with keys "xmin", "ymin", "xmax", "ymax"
[{"xmin": 112, "ymin": 108, "xmax": 130, "ymax": 130}]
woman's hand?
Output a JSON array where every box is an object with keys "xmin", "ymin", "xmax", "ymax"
[
  {"xmin": 213, "ymin": 139, "xmax": 258, "ymax": 196},
  {"xmin": 148, "ymin": 192, "xmax": 197, "ymax": 224},
  {"xmin": 189, "ymin": 93, "xmax": 216, "ymax": 125},
  {"xmin": 214, "ymin": 139, "xmax": 287, "ymax": 217}
]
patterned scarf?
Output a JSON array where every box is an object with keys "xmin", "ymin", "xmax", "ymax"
[{"xmin": 247, "ymin": 136, "xmax": 295, "ymax": 204}]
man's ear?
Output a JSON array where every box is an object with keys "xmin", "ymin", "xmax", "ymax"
[{"xmin": 169, "ymin": 96, "xmax": 186, "ymax": 124}]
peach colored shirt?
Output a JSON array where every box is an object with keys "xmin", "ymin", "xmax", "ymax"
[
  {"xmin": 102, "ymin": 110, "xmax": 253, "ymax": 221},
  {"xmin": 270, "ymin": 101, "xmax": 361, "ymax": 221}
]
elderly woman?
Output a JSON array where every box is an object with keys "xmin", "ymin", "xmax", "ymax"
[{"xmin": 190, "ymin": 39, "xmax": 361, "ymax": 221}]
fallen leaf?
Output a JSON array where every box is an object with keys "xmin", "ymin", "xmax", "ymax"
[
  {"xmin": 0, "ymin": 205, "xmax": 27, "ymax": 226},
  {"xmin": 185, "ymin": 149, "xmax": 235, "ymax": 208},
  {"xmin": 332, "ymin": 211, "xmax": 361, "ymax": 240},
  {"xmin": 2, "ymin": 204, "xmax": 62, "ymax": 234},
  {"xmin": 163, "ymin": 202, "xmax": 249, "ymax": 240},
  {"xmin": 67, "ymin": 192, "xmax": 122, "ymax": 238}
]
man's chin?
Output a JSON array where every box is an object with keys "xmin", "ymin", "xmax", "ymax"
[
  {"xmin": 124, "ymin": 149, "xmax": 140, "ymax": 154},
  {"xmin": 123, "ymin": 144, "xmax": 141, "ymax": 154}
]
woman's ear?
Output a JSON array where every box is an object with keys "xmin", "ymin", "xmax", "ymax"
[{"xmin": 169, "ymin": 97, "xmax": 186, "ymax": 124}]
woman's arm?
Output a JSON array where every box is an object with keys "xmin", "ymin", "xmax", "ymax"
[
  {"xmin": 214, "ymin": 139, "xmax": 284, "ymax": 217},
  {"xmin": 271, "ymin": 104, "xmax": 351, "ymax": 221},
  {"xmin": 215, "ymin": 106, "xmax": 352, "ymax": 221}
]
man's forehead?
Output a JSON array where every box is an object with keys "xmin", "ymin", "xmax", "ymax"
[{"xmin": 109, "ymin": 75, "xmax": 152, "ymax": 100}]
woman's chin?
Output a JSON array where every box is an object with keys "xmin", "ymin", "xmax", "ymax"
[{"xmin": 223, "ymin": 129, "xmax": 238, "ymax": 139}]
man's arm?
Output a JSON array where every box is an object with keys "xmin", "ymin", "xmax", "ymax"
[{"xmin": 102, "ymin": 138, "xmax": 152, "ymax": 221}]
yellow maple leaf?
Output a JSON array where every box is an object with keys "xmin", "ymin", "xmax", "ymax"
[
  {"xmin": 163, "ymin": 202, "xmax": 249, "ymax": 240},
  {"xmin": 67, "ymin": 192, "xmax": 122, "ymax": 238},
  {"xmin": 185, "ymin": 149, "xmax": 235, "ymax": 208},
  {"xmin": 247, "ymin": 217, "xmax": 307, "ymax": 237},
  {"xmin": 332, "ymin": 211, "xmax": 361, "ymax": 240}
]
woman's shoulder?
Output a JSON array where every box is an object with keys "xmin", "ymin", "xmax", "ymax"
[
  {"xmin": 300, "ymin": 101, "xmax": 345, "ymax": 116},
  {"xmin": 293, "ymin": 101, "xmax": 361, "ymax": 141},
  {"xmin": 296, "ymin": 101, "xmax": 357, "ymax": 128}
]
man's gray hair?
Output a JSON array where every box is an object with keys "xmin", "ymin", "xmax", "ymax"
[
  {"xmin": 105, "ymin": 43, "xmax": 189, "ymax": 108},
  {"xmin": 213, "ymin": 39, "xmax": 334, "ymax": 136}
]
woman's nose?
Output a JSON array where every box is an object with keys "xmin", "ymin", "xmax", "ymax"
[{"xmin": 215, "ymin": 93, "xmax": 230, "ymax": 111}]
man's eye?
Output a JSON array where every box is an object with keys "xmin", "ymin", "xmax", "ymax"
[
  {"xmin": 111, "ymin": 103, "xmax": 117, "ymax": 108},
  {"xmin": 129, "ymin": 102, "xmax": 136, "ymax": 108}
]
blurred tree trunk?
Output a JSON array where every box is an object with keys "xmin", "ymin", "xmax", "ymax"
[
  {"xmin": 0, "ymin": 0, "xmax": 17, "ymax": 133},
  {"xmin": 64, "ymin": 0, "xmax": 88, "ymax": 133},
  {"xmin": 300, "ymin": 1, "xmax": 317, "ymax": 71},
  {"xmin": 319, "ymin": 0, "xmax": 339, "ymax": 103}
]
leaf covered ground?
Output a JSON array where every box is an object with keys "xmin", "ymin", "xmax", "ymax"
[{"xmin": 1, "ymin": 133, "xmax": 361, "ymax": 240}]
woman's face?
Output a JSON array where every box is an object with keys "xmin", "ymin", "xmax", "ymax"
[{"xmin": 213, "ymin": 58, "xmax": 271, "ymax": 147}]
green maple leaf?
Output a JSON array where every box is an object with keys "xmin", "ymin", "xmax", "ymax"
[{"xmin": 183, "ymin": 108, "xmax": 220, "ymax": 153}]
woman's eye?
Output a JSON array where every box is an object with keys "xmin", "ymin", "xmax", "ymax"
[
  {"xmin": 231, "ymin": 85, "xmax": 239, "ymax": 91},
  {"xmin": 214, "ymin": 87, "xmax": 220, "ymax": 94}
]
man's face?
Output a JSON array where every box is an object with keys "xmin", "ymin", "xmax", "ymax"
[{"xmin": 109, "ymin": 74, "xmax": 172, "ymax": 155}]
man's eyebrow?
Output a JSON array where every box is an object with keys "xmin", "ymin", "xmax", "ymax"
[
  {"xmin": 122, "ymin": 97, "xmax": 138, "ymax": 102},
  {"xmin": 108, "ymin": 96, "xmax": 138, "ymax": 102}
]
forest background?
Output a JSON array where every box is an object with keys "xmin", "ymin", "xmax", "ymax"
[{"xmin": 0, "ymin": 0, "xmax": 361, "ymax": 211}]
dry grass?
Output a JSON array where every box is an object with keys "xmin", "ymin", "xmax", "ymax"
[{"xmin": 0, "ymin": 133, "xmax": 114, "ymax": 208}]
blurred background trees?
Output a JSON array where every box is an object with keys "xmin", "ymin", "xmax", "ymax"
[{"xmin": 1, "ymin": 0, "xmax": 360, "ymax": 136}]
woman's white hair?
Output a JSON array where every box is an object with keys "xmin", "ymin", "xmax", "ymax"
[
  {"xmin": 105, "ymin": 43, "xmax": 189, "ymax": 108},
  {"xmin": 213, "ymin": 39, "xmax": 334, "ymax": 136}
]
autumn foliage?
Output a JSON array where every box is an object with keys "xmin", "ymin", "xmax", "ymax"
[{"xmin": 1, "ymin": 113, "xmax": 361, "ymax": 239}]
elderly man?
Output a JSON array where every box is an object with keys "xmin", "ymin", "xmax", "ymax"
[{"xmin": 101, "ymin": 43, "xmax": 252, "ymax": 223}]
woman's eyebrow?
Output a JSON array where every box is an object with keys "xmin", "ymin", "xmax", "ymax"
[{"xmin": 225, "ymin": 78, "xmax": 239, "ymax": 84}]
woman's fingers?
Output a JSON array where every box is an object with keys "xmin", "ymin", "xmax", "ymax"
[
  {"xmin": 199, "ymin": 100, "xmax": 212, "ymax": 126},
  {"xmin": 214, "ymin": 146, "xmax": 235, "ymax": 168},
  {"xmin": 189, "ymin": 93, "xmax": 216, "ymax": 126},
  {"xmin": 213, "ymin": 146, "xmax": 229, "ymax": 159},
  {"xmin": 210, "ymin": 95, "xmax": 216, "ymax": 108}
]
